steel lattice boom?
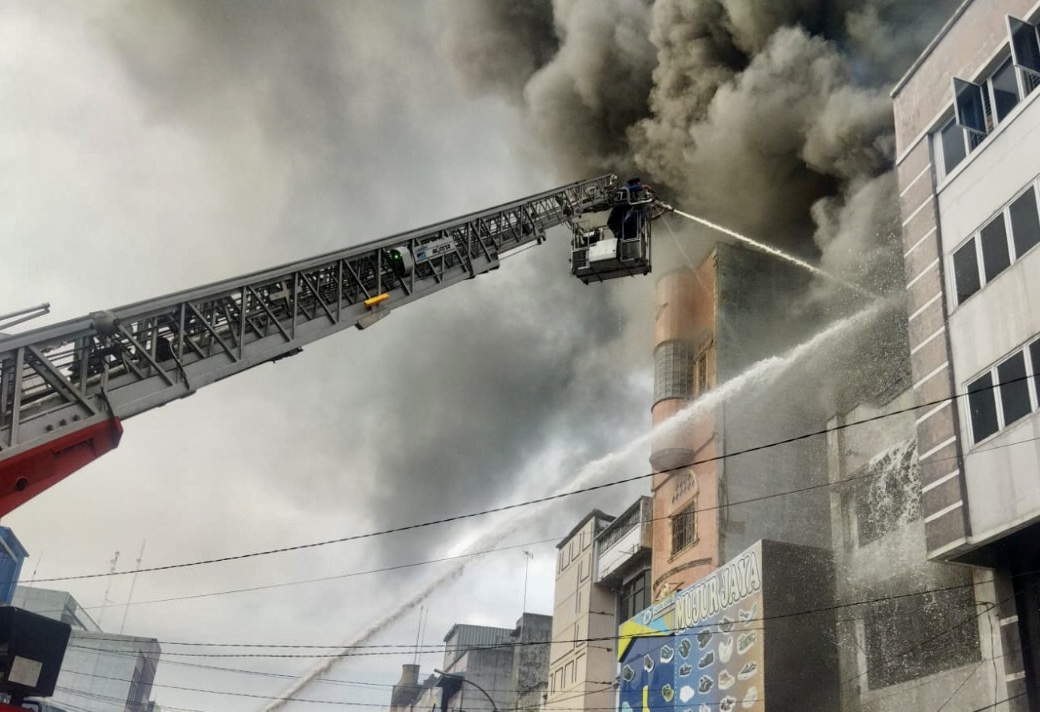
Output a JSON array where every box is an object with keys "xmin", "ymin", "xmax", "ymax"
[{"xmin": 0, "ymin": 175, "xmax": 619, "ymax": 515}]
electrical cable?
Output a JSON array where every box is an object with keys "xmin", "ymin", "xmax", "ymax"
[
  {"xmin": 28, "ymin": 537, "xmax": 560, "ymax": 615},
  {"xmin": 20, "ymin": 427, "xmax": 1040, "ymax": 629},
  {"xmin": 68, "ymin": 567, "xmax": 1038, "ymax": 655},
  {"xmin": 33, "ymin": 369, "xmax": 1036, "ymax": 584}
]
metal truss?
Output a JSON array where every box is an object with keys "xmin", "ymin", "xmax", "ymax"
[{"xmin": 0, "ymin": 175, "xmax": 618, "ymax": 466}]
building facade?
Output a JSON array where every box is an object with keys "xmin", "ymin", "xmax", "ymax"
[
  {"xmin": 13, "ymin": 587, "xmax": 161, "ymax": 712},
  {"xmin": 827, "ymin": 390, "xmax": 1003, "ymax": 711},
  {"xmin": 649, "ymin": 246, "xmax": 834, "ymax": 601},
  {"xmin": 893, "ymin": 2, "xmax": 1040, "ymax": 708},
  {"xmin": 546, "ymin": 500, "xmax": 652, "ymax": 712},
  {"xmin": 398, "ymin": 615, "xmax": 552, "ymax": 712}
]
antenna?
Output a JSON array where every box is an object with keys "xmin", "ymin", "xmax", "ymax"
[
  {"xmin": 412, "ymin": 605, "xmax": 424, "ymax": 665},
  {"xmin": 118, "ymin": 540, "xmax": 146, "ymax": 635},
  {"xmin": 27, "ymin": 551, "xmax": 43, "ymax": 585},
  {"xmin": 521, "ymin": 550, "xmax": 534, "ymax": 615},
  {"xmin": 96, "ymin": 551, "xmax": 119, "ymax": 629}
]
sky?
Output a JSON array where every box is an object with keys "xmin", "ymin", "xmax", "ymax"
[
  {"xmin": 0, "ymin": 1, "xmax": 963, "ymax": 711},
  {"xmin": 1, "ymin": 3, "xmax": 656, "ymax": 711}
]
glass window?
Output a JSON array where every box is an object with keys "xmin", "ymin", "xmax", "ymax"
[
  {"xmin": 968, "ymin": 373, "xmax": 999, "ymax": 443},
  {"xmin": 1032, "ymin": 341, "xmax": 1040, "ymax": 403},
  {"xmin": 1010, "ymin": 17, "xmax": 1040, "ymax": 76},
  {"xmin": 619, "ymin": 570, "xmax": 651, "ymax": 621},
  {"xmin": 953, "ymin": 241, "xmax": 981, "ymax": 303},
  {"xmin": 991, "ymin": 59, "xmax": 1021, "ymax": 121},
  {"xmin": 955, "ymin": 78, "xmax": 988, "ymax": 134},
  {"xmin": 997, "ymin": 352, "xmax": 1032, "ymax": 427},
  {"xmin": 940, "ymin": 120, "xmax": 967, "ymax": 175},
  {"xmin": 1009, "ymin": 187, "xmax": 1040, "ymax": 258},
  {"xmin": 671, "ymin": 503, "xmax": 697, "ymax": 553},
  {"xmin": 980, "ymin": 215, "xmax": 1011, "ymax": 281}
]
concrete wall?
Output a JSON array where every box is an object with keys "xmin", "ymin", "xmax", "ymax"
[
  {"xmin": 50, "ymin": 630, "xmax": 160, "ymax": 712},
  {"xmin": 444, "ymin": 649, "xmax": 515, "ymax": 712},
  {"xmin": 547, "ymin": 514, "xmax": 616, "ymax": 712},
  {"xmin": 13, "ymin": 586, "xmax": 102, "ymax": 632},
  {"xmin": 511, "ymin": 613, "xmax": 552, "ymax": 711},
  {"xmin": 937, "ymin": 89, "xmax": 1040, "ymax": 543},
  {"xmin": 826, "ymin": 391, "xmax": 1004, "ymax": 712}
]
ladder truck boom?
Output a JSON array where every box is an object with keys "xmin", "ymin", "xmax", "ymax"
[{"xmin": 0, "ymin": 174, "xmax": 663, "ymax": 520}]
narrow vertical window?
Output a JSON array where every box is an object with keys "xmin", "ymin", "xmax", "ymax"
[
  {"xmin": 997, "ymin": 352, "xmax": 1031, "ymax": 427},
  {"xmin": 940, "ymin": 120, "xmax": 967, "ymax": 175},
  {"xmin": 671, "ymin": 503, "xmax": 697, "ymax": 553},
  {"xmin": 968, "ymin": 373, "xmax": 1000, "ymax": 443},
  {"xmin": 954, "ymin": 78, "xmax": 988, "ymax": 135},
  {"xmin": 1009, "ymin": 187, "xmax": 1040, "ymax": 257},
  {"xmin": 980, "ymin": 215, "xmax": 1011, "ymax": 281},
  {"xmin": 1031, "ymin": 341, "xmax": 1040, "ymax": 407},
  {"xmin": 953, "ymin": 241, "xmax": 981, "ymax": 303},
  {"xmin": 991, "ymin": 58, "xmax": 1021, "ymax": 121},
  {"xmin": 1010, "ymin": 17, "xmax": 1040, "ymax": 77}
]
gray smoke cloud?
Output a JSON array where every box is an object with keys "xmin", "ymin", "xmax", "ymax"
[
  {"xmin": 95, "ymin": 0, "xmax": 650, "ymax": 568},
  {"xmin": 437, "ymin": 0, "xmax": 961, "ymax": 296}
]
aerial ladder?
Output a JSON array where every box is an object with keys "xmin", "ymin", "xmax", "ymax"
[
  {"xmin": 0, "ymin": 174, "xmax": 665, "ymax": 522},
  {"xmin": 0, "ymin": 173, "xmax": 662, "ymax": 709}
]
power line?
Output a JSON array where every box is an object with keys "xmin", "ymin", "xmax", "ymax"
[
  {"xmin": 31, "ymin": 367, "xmax": 1014, "ymax": 585},
  {"xmin": 25, "ymin": 537, "xmax": 560, "ymax": 616},
  {"xmin": 68, "ymin": 568, "xmax": 1029, "ymax": 655},
  {"xmin": 20, "ymin": 427, "xmax": 1040, "ymax": 626}
]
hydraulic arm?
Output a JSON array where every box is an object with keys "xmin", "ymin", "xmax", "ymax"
[{"xmin": 0, "ymin": 176, "xmax": 622, "ymax": 517}]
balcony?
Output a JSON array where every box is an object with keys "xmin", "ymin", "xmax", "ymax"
[{"xmin": 595, "ymin": 496, "xmax": 652, "ymax": 586}]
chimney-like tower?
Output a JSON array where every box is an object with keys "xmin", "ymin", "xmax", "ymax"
[{"xmin": 389, "ymin": 663, "xmax": 421, "ymax": 711}]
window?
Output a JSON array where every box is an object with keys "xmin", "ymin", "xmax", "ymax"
[
  {"xmin": 671, "ymin": 502, "xmax": 697, "ymax": 554},
  {"xmin": 991, "ymin": 58, "xmax": 1021, "ymax": 120},
  {"xmin": 1010, "ymin": 16, "xmax": 1040, "ymax": 77},
  {"xmin": 952, "ymin": 182, "xmax": 1040, "ymax": 305},
  {"xmin": 954, "ymin": 78, "xmax": 988, "ymax": 134},
  {"xmin": 1009, "ymin": 187, "xmax": 1040, "ymax": 257},
  {"xmin": 980, "ymin": 214, "xmax": 1011, "ymax": 281},
  {"xmin": 654, "ymin": 340, "xmax": 694, "ymax": 403},
  {"xmin": 998, "ymin": 352, "xmax": 1031, "ymax": 427},
  {"xmin": 696, "ymin": 352, "xmax": 708, "ymax": 393},
  {"xmin": 938, "ymin": 21, "xmax": 1040, "ymax": 178},
  {"xmin": 968, "ymin": 373, "xmax": 1000, "ymax": 443},
  {"xmin": 967, "ymin": 337, "xmax": 1040, "ymax": 444},
  {"xmin": 953, "ymin": 241, "xmax": 981, "ymax": 302},
  {"xmin": 618, "ymin": 569, "xmax": 651, "ymax": 621},
  {"xmin": 940, "ymin": 119, "xmax": 968, "ymax": 175},
  {"xmin": 1033, "ymin": 341, "xmax": 1040, "ymax": 397}
]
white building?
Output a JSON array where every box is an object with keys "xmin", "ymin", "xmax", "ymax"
[
  {"xmin": 893, "ymin": 2, "xmax": 1040, "ymax": 708},
  {"xmin": 13, "ymin": 587, "xmax": 161, "ymax": 712},
  {"xmin": 546, "ymin": 499, "xmax": 652, "ymax": 712}
]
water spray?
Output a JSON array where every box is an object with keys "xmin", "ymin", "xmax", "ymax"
[
  {"xmin": 659, "ymin": 203, "xmax": 876, "ymax": 298},
  {"xmin": 254, "ymin": 299, "xmax": 891, "ymax": 711}
]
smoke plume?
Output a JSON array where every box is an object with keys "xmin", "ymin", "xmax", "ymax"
[{"xmin": 437, "ymin": 0, "xmax": 961, "ymax": 295}]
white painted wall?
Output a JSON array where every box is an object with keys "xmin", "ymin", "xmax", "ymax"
[{"xmin": 938, "ymin": 76, "xmax": 1040, "ymax": 541}]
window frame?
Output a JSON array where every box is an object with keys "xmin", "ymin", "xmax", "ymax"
[
  {"xmin": 670, "ymin": 501, "xmax": 698, "ymax": 555},
  {"xmin": 950, "ymin": 181, "xmax": 1040, "ymax": 307},
  {"xmin": 965, "ymin": 336, "xmax": 1040, "ymax": 445},
  {"xmin": 936, "ymin": 18, "xmax": 1040, "ymax": 181}
]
